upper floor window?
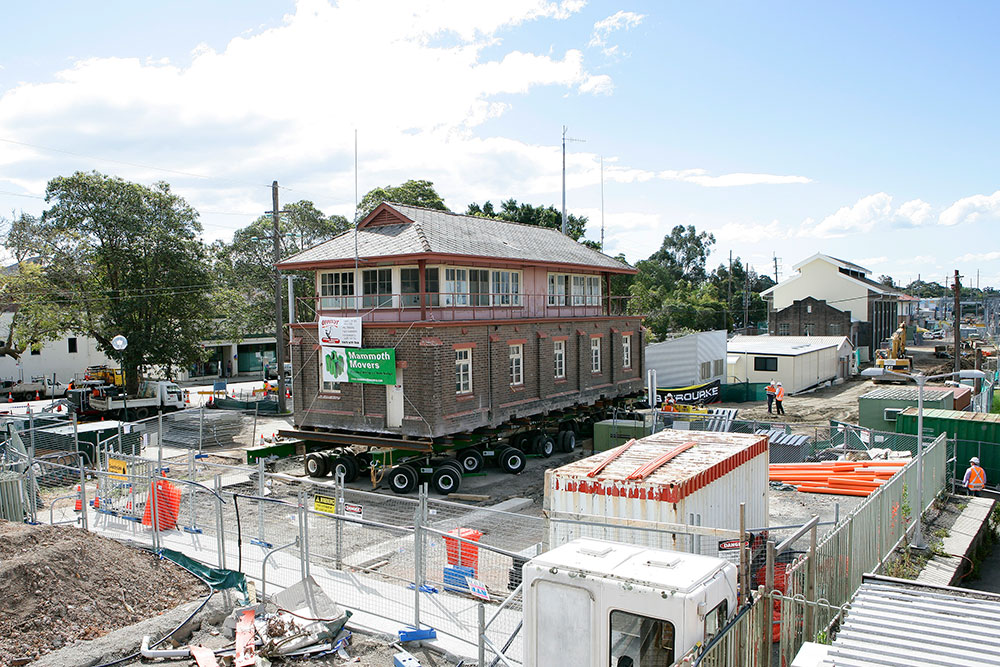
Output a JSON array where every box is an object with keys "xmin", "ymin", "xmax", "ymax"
[
  {"xmin": 400, "ymin": 267, "xmax": 441, "ymax": 307},
  {"xmin": 455, "ymin": 347, "xmax": 472, "ymax": 394},
  {"xmin": 591, "ymin": 337, "xmax": 601, "ymax": 373},
  {"xmin": 572, "ymin": 275, "xmax": 587, "ymax": 306},
  {"xmin": 549, "ymin": 273, "xmax": 601, "ymax": 307},
  {"xmin": 548, "ymin": 274, "xmax": 567, "ymax": 306},
  {"xmin": 622, "ymin": 334, "xmax": 632, "ymax": 369},
  {"xmin": 444, "ymin": 268, "xmax": 469, "ymax": 306},
  {"xmin": 362, "ymin": 268, "xmax": 392, "ymax": 309},
  {"xmin": 586, "ymin": 276, "xmax": 602, "ymax": 306},
  {"xmin": 320, "ymin": 271, "xmax": 355, "ymax": 310},
  {"xmin": 470, "ymin": 269, "xmax": 490, "ymax": 307},
  {"xmin": 491, "ymin": 270, "xmax": 522, "ymax": 306}
]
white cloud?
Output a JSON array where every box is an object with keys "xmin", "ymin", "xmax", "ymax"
[
  {"xmin": 956, "ymin": 251, "xmax": 1000, "ymax": 262},
  {"xmin": 939, "ymin": 190, "xmax": 1000, "ymax": 226},
  {"xmin": 799, "ymin": 193, "xmax": 893, "ymax": 238},
  {"xmin": 659, "ymin": 168, "xmax": 812, "ymax": 187},
  {"xmin": 894, "ymin": 198, "xmax": 933, "ymax": 226},
  {"xmin": 589, "ymin": 10, "xmax": 645, "ymax": 56}
]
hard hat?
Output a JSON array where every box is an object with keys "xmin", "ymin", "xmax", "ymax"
[
  {"xmin": 777, "ymin": 382, "xmax": 782, "ymax": 386},
  {"xmin": 971, "ymin": 457, "xmax": 980, "ymax": 465}
]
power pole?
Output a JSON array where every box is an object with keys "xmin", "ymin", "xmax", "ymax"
[
  {"xmin": 773, "ymin": 254, "xmax": 780, "ymax": 284},
  {"xmin": 727, "ymin": 251, "xmax": 733, "ymax": 330},
  {"xmin": 272, "ymin": 181, "xmax": 287, "ymax": 414},
  {"xmin": 743, "ymin": 268, "xmax": 751, "ymax": 333},
  {"xmin": 600, "ymin": 155, "xmax": 605, "ymax": 250},
  {"xmin": 953, "ymin": 269, "xmax": 961, "ymax": 375},
  {"xmin": 560, "ymin": 126, "xmax": 585, "ymax": 236}
]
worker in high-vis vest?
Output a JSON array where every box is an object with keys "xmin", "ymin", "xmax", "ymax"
[
  {"xmin": 765, "ymin": 381, "xmax": 777, "ymax": 414},
  {"xmin": 774, "ymin": 382, "xmax": 786, "ymax": 415},
  {"xmin": 963, "ymin": 457, "xmax": 986, "ymax": 497}
]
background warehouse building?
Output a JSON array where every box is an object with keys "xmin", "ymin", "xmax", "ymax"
[
  {"xmin": 278, "ymin": 202, "xmax": 645, "ymax": 439},
  {"xmin": 644, "ymin": 330, "xmax": 727, "ymax": 388}
]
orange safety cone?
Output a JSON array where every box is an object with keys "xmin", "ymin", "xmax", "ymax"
[
  {"xmin": 260, "ymin": 434, "xmax": 264, "ymax": 445},
  {"xmin": 93, "ymin": 496, "xmax": 100, "ymax": 509},
  {"xmin": 34, "ymin": 391, "xmax": 39, "ymax": 401},
  {"xmin": 56, "ymin": 403, "xmax": 63, "ymax": 412},
  {"xmin": 184, "ymin": 390, "xmax": 190, "ymax": 404},
  {"xmin": 7, "ymin": 393, "xmax": 11, "ymax": 403},
  {"xmin": 286, "ymin": 389, "xmax": 291, "ymax": 398},
  {"xmin": 74, "ymin": 485, "xmax": 82, "ymax": 511}
]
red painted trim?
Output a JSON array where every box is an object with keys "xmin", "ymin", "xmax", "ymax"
[
  {"xmin": 289, "ymin": 316, "xmax": 642, "ymax": 331},
  {"xmin": 278, "ymin": 251, "xmax": 637, "ymax": 274},
  {"xmin": 455, "ymin": 393, "xmax": 476, "ymax": 402},
  {"xmin": 536, "ymin": 331, "xmax": 548, "ymax": 339},
  {"xmin": 489, "ymin": 334, "xmax": 500, "ymax": 342},
  {"xmin": 590, "ymin": 333, "xmax": 605, "ymax": 339},
  {"xmin": 552, "ymin": 335, "xmax": 569, "ymax": 341},
  {"xmin": 453, "ymin": 342, "xmax": 477, "ymax": 349},
  {"xmin": 507, "ymin": 338, "xmax": 527, "ymax": 345},
  {"xmin": 622, "ymin": 330, "xmax": 634, "ymax": 336},
  {"xmin": 419, "ymin": 337, "xmax": 443, "ymax": 347}
]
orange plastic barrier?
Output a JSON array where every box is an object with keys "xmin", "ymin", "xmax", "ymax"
[{"xmin": 142, "ymin": 479, "xmax": 181, "ymax": 530}]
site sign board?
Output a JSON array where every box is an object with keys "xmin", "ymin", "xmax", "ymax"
[
  {"xmin": 319, "ymin": 316, "xmax": 362, "ymax": 348},
  {"xmin": 314, "ymin": 492, "xmax": 337, "ymax": 515},
  {"xmin": 322, "ymin": 347, "xmax": 396, "ymax": 386}
]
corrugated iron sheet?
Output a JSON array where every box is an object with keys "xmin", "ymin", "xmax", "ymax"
[{"xmin": 823, "ymin": 581, "xmax": 1000, "ymax": 666}]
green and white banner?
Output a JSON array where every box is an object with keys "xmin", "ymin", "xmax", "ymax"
[{"xmin": 322, "ymin": 346, "xmax": 397, "ymax": 386}]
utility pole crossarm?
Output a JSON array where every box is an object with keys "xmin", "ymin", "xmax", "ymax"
[
  {"xmin": 560, "ymin": 126, "xmax": 585, "ymax": 236},
  {"xmin": 271, "ymin": 181, "xmax": 288, "ymax": 414}
]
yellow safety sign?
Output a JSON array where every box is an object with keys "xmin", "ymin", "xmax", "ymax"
[
  {"xmin": 108, "ymin": 458, "xmax": 128, "ymax": 481},
  {"xmin": 313, "ymin": 492, "xmax": 337, "ymax": 515}
]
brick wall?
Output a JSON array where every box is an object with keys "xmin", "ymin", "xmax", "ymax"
[
  {"xmin": 769, "ymin": 297, "xmax": 852, "ymax": 338},
  {"xmin": 291, "ymin": 317, "xmax": 644, "ymax": 438}
]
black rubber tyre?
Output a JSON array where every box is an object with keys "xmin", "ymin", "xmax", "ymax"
[
  {"xmin": 432, "ymin": 465, "xmax": 463, "ymax": 495},
  {"xmin": 458, "ymin": 448, "xmax": 484, "ymax": 474},
  {"xmin": 305, "ymin": 453, "xmax": 327, "ymax": 478},
  {"xmin": 330, "ymin": 455, "xmax": 359, "ymax": 483},
  {"xmin": 388, "ymin": 465, "xmax": 419, "ymax": 494},
  {"xmin": 498, "ymin": 446, "xmax": 526, "ymax": 474},
  {"xmin": 510, "ymin": 432, "xmax": 527, "ymax": 451},
  {"xmin": 562, "ymin": 430, "xmax": 576, "ymax": 452},
  {"xmin": 556, "ymin": 430, "xmax": 569, "ymax": 452},
  {"xmin": 537, "ymin": 434, "xmax": 555, "ymax": 458},
  {"xmin": 354, "ymin": 452, "xmax": 374, "ymax": 471},
  {"xmin": 134, "ymin": 407, "xmax": 150, "ymax": 420}
]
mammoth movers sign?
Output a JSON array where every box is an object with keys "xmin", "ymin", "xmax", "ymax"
[
  {"xmin": 322, "ymin": 347, "xmax": 396, "ymax": 386},
  {"xmin": 656, "ymin": 380, "xmax": 721, "ymax": 405}
]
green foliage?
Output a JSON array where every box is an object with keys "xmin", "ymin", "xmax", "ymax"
[
  {"xmin": 466, "ymin": 199, "xmax": 589, "ymax": 242},
  {"xmin": 0, "ymin": 213, "xmax": 67, "ymax": 358},
  {"xmin": 358, "ymin": 179, "xmax": 447, "ymax": 218},
  {"xmin": 32, "ymin": 171, "xmax": 213, "ymax": 391},
  {"xmin": 708, "ymin": 257, "xmax": 774, "ymax": 330},
  {"xmin": 211, "ymin": 200, "xmax": 349, "ymax": 339}
]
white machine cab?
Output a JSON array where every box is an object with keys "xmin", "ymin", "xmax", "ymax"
[{"xmin": 523, "ymin": 538, "xmax": 737, "ymax": 667}]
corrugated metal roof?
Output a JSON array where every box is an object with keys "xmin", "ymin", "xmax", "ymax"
[
  {"xmin": 898, "ymin": 407, "xmax": 1000, "ymax": 423},
  {"xmin": 550, "ymin": 430, "xmax": 766, "ymax": 487},
  {"xmin": 727, "ymin": 335, "xmax": 850, "ymax": 356},
  {"xmin": 859, "ymin": 387, "xmax": 954, "ymax": 401},
  {"xmin": 277, "ymin": 202, "xmax": 633, "ymax": 272},
  {"xmin": 822, "ymin": 581, "xmax": 1000, "ymax": 666}
]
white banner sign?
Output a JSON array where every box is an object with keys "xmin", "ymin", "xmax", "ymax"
[{"xmin": 319, "ymin": 316, "xmax": 362, "ymax": 348}]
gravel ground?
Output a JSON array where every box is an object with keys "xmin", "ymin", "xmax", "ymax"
[{"xmin": 0, "ymin": 521, "xmax": 204, "ymax": 665}]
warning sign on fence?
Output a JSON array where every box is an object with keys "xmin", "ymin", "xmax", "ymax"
[
  {"xmin": 344, "ymin": 502, "xmax": 363, "ymax": 518},
  {"xmin": 108, "ymin": 458, "xmax": 127, "ymax": 481},
  {"xmin": 465, "ymin": 576, "xmax": 490, "ymax": 601},
  {"xmin": 313, "ymin": 493, "xmax": 337, "ymax": 515}
]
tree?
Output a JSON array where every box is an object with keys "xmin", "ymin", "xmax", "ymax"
[
  {"xmin": 878, "ymin": 274, "xmax": 896, "ymax": 289},
  {"xmin": 708, "ymin": 257, "xmax": 775, "ymax": 330},
  {"xmin": 0, "ymin": 213, "xmax": 67, "ymax": 359},
  {"xmin": 212, "ymin": 200, "xmax": 349, "ymax": 338},
  {"xmin": 32, "ymin": 171, "xmax": 213, "ymax": 393},
  {"xmin": 466, "ymin": 199, "xmax": 589, "ymax": 241},
  {"xmin": 357, "ymin": 180, "xmax": 447, "ymax": 218}
]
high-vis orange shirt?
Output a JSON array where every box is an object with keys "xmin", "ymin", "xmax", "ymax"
[
  {"xmin": 776, "ymin": 386, "xmax": 786, "ymax": 400},
  {"xmin": 967, "ymin": 465, "xmax": 986, "ymax": 491}
]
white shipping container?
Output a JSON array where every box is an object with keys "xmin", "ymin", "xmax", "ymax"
[{"xmin": 544, "ymin": 430, "xmax": 769, "ymax": 556}]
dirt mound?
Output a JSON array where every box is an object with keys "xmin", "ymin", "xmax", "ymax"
[{"xmin": 0, "ymin": 521, "xmax": 204, "ymax": 665}]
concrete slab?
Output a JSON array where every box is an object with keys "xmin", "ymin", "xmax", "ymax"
[{"xmin": 917, "ymin": 496, "xmax": 995, "ymax": 586}]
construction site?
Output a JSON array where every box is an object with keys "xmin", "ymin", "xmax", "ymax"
[{"xmin": 2, "ymin": 213, "xmax": 1000, "ymax": 667}]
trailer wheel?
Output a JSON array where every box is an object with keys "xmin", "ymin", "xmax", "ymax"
[
  {"xmin": 509, "ymin": 432, "xmax": 527, "ymax": 451},
  {"xmin": 560, "ymin": 430, "xmax": 576, "ymax": 452},
  {"xmin": 354, "ymin": 452, "xmax": 374, "ymax": 471},
  {"xmin": 458, "ymin": 449, "xmax": 484, "ymax": 474},
  {"xmin": 431, "ymin": 465, "xmax": 463, "ymax": 495},
  {"xmin": 305, "ymin": 453, "xmax": 327, "ymax": 478},
  {"xmin": 537, "ymin": 434, "xmax": 555, "ymax": 458},
  {"xmin": 330, "ymin": 455, "xmax": 359, "ymax": 483},
  {"xmin": 498, "ymin": 446, "xmax": 526, "ymax": 474},
  {"xmin": 389, "ymin": 465, "xmax": 419, "ymax": 494},
  {"xmin": 134, "ymin": 407, "xmax": 150, "ymax": 420}
]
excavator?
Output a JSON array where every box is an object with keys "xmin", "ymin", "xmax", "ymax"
[{"xmin": 873, "ymin": 323, "xmax": 912, "ymax": 382}]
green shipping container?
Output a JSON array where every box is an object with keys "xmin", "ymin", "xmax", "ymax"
[
  {"xmin": 858, "ymin": 387, "xmax": 954, "ymax": 433},
  {"xmin": 593, "ymin": 419, "xmax": 652, "ymax": 452},
  {"xmin": 896, "ymin": 408, "xmax": 1000, "ymax": 484}
]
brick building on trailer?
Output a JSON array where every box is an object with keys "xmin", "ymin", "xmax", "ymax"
[{"xmin": 277, "ymin": 202, "xmax": 644, "ymax": 440}]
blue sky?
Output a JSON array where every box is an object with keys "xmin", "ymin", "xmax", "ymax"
[{"xmin": 1, "ymin": 1, "xmax": 998, "ymax": 287}]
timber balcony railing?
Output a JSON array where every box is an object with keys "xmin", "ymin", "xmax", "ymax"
[{"xmin": 294, "ymin": 292, "xmax": 634, "ymax": 323}]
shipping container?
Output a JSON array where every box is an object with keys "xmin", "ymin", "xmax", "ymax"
[
  {"xmin": 544, "ymin": 430, "xmax": 768, "ymax": 557},
  {"xmin": 896, "ymin": 408, "xmax": 1000, "ymax": 484},
  {"xmin": 858, "ymin": 387, "xmax": 955, "ymax": 432},
  {"xmin": 592, "ymin": 419, "xmax": 652, "ymax": 452}
]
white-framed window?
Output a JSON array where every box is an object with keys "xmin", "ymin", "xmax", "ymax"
[
  {"xmin": 713, "ymin": 359, "xmax": 724, "ymax": 376},
  {"xmin": 509, "ymin": 344, "xmax": 523, "ymax": 385},
  {"xmin": 455, "ymin": 347, "xmax": 472, "ymax": 394},
  {"xmin": 319, "ymin": 270, "xmax": 355, "ymax": 310},
  {"xmin": 554, "ymin": 340, "xmax": 566, "ymax": 379},
  {"xmin": 571, "ymin": 275, "xmax": 587, "ymax": 306},
  {"xmin": 591, "ymin": 337, "xmax": 601, "ymax": 373},
  {"xmin": 777, "ymin": 323, "xmax": 790, "ymax": 336},
  {"xmin": 362, "ymin": 268, "xmax": 392, "ymax": 308},
  {"xmin": 622, "ymin": 334, "xmax": 632, "ymax": 369},
  {"xmin": 444, "ymin": 268, "xmax": 469, "ymax": 306},
  {"xmin": 803, "ymin": 323, "xmax": 815, "ymax": 335},
  {"xmin": 400, "ymin": 267, "xmax": 420, "ymax": 307},
  {"xmin": 586, "ymin": 276, "xmax": 602, "ymax": 306},
  {"xmin": 700, "ymin": 361, "xmax": 711, "ymax": 380},
  {"xmin": 470, "ymin": 269, "xmax": 490, "ymax": 306},
  {"xmin": 491, "ymin": 270, "xmax": 522, "ymax": 306},
  {"xmin": 547, "ymin": 274, "xmax": 567, "ymax": 306},
  {"xmin": 829, "ymin": 322, "xmax": 842, "ymax": 335}
]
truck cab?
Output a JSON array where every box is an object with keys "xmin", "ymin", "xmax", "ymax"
[{"xmin": 523, "ymin": 538, "xmax": 737, "ymax": 667}]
